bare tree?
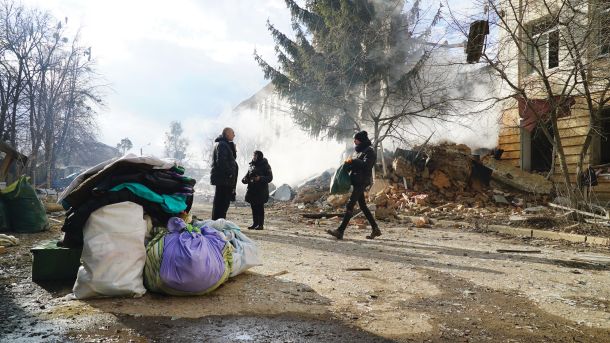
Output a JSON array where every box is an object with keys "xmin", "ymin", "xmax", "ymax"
[
  {"xmin": 446, "ymin": 0, "xmax": 610, "ymax": 204},
  {"xmin": 0, "ymin": 0, "xmax": 104, "ymax": 186},
  {"xmin": 116, "ymin": 137, "xmax": 133, "ymax": 155},
  {"xmin": 164, "ymin": 121, "xmax": 189, "ymax": 163}
]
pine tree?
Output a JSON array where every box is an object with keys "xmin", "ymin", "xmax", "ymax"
[{"xmin": 255, "ymin": 0, "xmax": 446, "ymax": 147}]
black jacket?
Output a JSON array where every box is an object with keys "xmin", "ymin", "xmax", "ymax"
[
  {"xmin": 350, "ymin": 143, "xmax": 376, "ymax": 186},
  {"xmin": 241, "ymin": 158, "xmax": 273, "ymax": 204},
  {"xmin": 211, "ymin": 135, "xmax": 238, "ymax": 187}
]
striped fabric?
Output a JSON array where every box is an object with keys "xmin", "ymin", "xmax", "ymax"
[{"xmin": 143, "ymin": 230, "xmax": 233, "ymax": 296}]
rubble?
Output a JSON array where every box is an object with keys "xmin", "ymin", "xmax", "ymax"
[
  {"xmin": 293, "ymin": 188, "xmax": 327, "ymax": 204},
  {"xmin": 412, "ymin": 216, "xmax": 430, "ymax": 228},
  {"xmin": 293, "ymin": 169, "xmax": 333, "ymax": 204},
  {"xmin": 271, "ymin": 184, "xmax": 294, "ymax": 201},
  {"xmin": 482, "ymin": 156, "xmax": 553, "ymax": 194},
  {"xmin": 287, "ymin": 142, "xmax": 610, "ymax": 238},
  {"xmin": 327, "ymin": 194, "xmax": 349, "ymax": 208}
]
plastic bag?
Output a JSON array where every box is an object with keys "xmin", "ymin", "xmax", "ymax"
[
  {"xmin": 144, "ymin": 217, "xmax": 232, "ymax": 296},
  {"xmin": 73, "ymin": 202, "xmax": 147, "ymax": 299},
  {"xmin": 1, "ymin": 176, "xmax": 48, "ymax": 233},
  {"xmin": 330, "ymin": 163, "xmax": 351, "ymax": 195},
  {"xmin": 199, "ymin": 219, "xmax": 262, "ymax": 277}
]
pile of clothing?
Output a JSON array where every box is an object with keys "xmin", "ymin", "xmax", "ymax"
[
  {"xmin": 58, "ymin": 154, "xmax": 195, "ymax": 248},
  {"xmin": 58, "ymin": 154, "xmax": 261, "ymax": 299}
]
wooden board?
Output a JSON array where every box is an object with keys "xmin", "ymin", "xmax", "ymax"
[
  {"xmin": 498, "ymin": 134, "xmax": 520, "ymax": 145},
  {"xmin": 501, "ymin": 150, "xmax": 521, "ymax": 159}
]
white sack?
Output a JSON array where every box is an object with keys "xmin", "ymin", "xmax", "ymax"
[{"xmin": 73, "ymin": 202, "xmax": 147, "ymax": 299}]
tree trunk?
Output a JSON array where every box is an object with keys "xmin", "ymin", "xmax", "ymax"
[
  {"xmin": 576, "ymin": 126, "xmax": 594, "ymax": 192},
  {"xmin": 550, "ymin": 113, "xmax": 575, "ymax": 205},
  {"xmin": 9, "ymin": 62, "xmax": 25, "ymax": 148}
]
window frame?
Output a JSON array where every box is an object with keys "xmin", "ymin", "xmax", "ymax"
[{"xmin": 525, "ymin": 19, "xmax": 559, "ymax": 74}]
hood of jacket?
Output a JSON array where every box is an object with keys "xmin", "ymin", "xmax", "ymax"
[
  {"xmin": 250, "ymin": 157, "xmax": 269, "ymax": 167},
  {"xmin": 215, "ymin": 135, "xmax": 228, "ymax": 143}
]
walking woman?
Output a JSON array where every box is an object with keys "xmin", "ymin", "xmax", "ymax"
[
  {"xmin": 242, "ymin": 150, "xmax": 273, "ymax": 230},
  {"xmin": 327, "ymin": 131, "xmax": 381, "ymax": 240}
]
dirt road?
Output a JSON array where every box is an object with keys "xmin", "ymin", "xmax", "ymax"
[{"xmin": 1, "ymin": 202, "xmax": 610, "ymax": 342}]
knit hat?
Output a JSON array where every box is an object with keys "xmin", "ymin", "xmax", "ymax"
[
  {"xmin": 354, "ymin": 131, "xmax": 369, "ymax": 142},
  {"xmin": 254, "ymin": 150, "xmax": 264, "ymax": 160}
]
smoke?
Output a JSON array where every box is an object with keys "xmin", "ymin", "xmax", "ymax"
[
  {"xmin": 381, "ymin": 48, "xmax": 503, "ymax": 152},
  {"xmin": 181, "ymin": 103, "xmax": 345, "ymax": 192}
]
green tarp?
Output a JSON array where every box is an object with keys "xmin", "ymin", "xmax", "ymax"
[{"xmin": 1, "ymin": 176, "xmax": 48, "ymax": 233}]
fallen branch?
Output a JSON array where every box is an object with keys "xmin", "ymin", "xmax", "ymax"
[
  {"xmin": 584, "ymin": 219, "xmax": 610, "ymax": 226},
  {"xmin": 302, "ymin": 213, "xmax": 343, "ymax": 219},
  {"xmin": 548, "ymin": 203, "xmax": 607, "ymax": 220},
  {"xmin": 497, "ymin": 249, "xmax": 542, "ymax": 254},
  {"xmin": 271, "ymin": 270, "xmax": 289, "ymax": 277},
  {"xmin": 345, "ymin": 268, "xmax": 372, "ymax": 271},
  {"xmin": 563, "ymin": 223, "xmax": 581, "ymax": 230}
]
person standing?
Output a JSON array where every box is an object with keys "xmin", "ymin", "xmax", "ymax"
[
  {"xmin": 327, "ymin": 131, "xmax": 381, "ymax": 240},
  {"xmin": 242, "ymin": 151, "xmax": 273, "ymax": 230},
  {"xmin": 211, "ymin": 127, "xmax": 238, "ymax": 220}
]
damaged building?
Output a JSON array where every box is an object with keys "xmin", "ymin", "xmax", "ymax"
[{"xmin": 495, "ymin": 0, "xmax": 610, "ymax": 200}]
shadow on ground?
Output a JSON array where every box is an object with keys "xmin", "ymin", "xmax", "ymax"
[
  {"xmin": 84, "ymin": 272, "xmax": 331, "ymax": 318},
  {"xmin": 116, "ymin": 314, "xmax": 397, "ymax": 343}
]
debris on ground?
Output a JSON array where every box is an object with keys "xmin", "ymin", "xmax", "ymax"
[
  {"xmin": 0, "ymin": 233, "xmax": 19, "ymax": 246},
  {"xmin": 294, "ymin": 169, "xmax": 333, "ymax": 204},
  {"xmin": 288, "ymin": 142, "xmax": 610, "ymax": 238},
  {"xmin": 271, "ymin": 184, "xmax": 295, "ymax": 201}
]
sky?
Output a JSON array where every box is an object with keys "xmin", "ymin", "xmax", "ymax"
[
  {"xmin": 22, "ymin": 0, "xmax": 295, "ymax": 159},
  {"xmin": 19, "ymin": 0, "xmax": 484, "ymax": 183}
]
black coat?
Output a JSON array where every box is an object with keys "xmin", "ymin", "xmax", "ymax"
[
  {"xmin": 211, "ymin": 135, "xmax": 238, "ymax": 187},
  {"xmin": 350, "ymin": 143, "xmax": 376, "ymax": 186},
  {"xmin": 241, "ymin": 158, "xmax": 273, "ymax": 204}
]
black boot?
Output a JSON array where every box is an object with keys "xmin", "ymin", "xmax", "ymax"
[
  {"xmin": 328, "ymin": 211, "xmax": 351, "ymax": 240},
  {"xmin": 251, "ymin": 204, "xmax": 264, "ymax": 230},
  {"xmin": 366, "ymin": 226, "xmax": 382, "ymax": 240},
  {"xmin": 255, "ymin": 208, "xmax": 265, "ymax": 230},
  {"xmin": 326, "ymin": 228, "xmax": 344, "ymax": 240},
  {"xmin": 249, "ymin": 205, "xmax": 258, "ymax": 229}
]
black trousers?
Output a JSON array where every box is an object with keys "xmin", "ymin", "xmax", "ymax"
[
  {"xmin": 338, "ymin": 184, "xmax": 378, "ymax": 232},
  {"xmin": 250, "ymin": 203, "xmax": 265, "ymax": 227},
  {"xmin": 212, "ymin": 185, "xmax": 232, "ymax": 220}
]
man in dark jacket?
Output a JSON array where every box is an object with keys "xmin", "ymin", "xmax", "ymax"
[
  {"xmin": 211, "ymin": 127, "xmax": 238, "ymax": 220},
  {"xmin": 327, "ymin": 131, "xmax": 381, "ymax": 240},
  {"xmin": 242, "ymin": 150, "xmax": 273, "ymax": 230}
]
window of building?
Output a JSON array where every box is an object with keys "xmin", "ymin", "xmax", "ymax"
[{"xmin": 525, "ymin": 18, "xmax": 559, "ymax": 74}]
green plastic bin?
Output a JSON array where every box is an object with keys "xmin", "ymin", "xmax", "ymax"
[{"xmin": 31, "ymin": 240, "xmax": 82, "ymax": 282}]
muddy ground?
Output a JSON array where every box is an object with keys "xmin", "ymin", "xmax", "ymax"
[{"xmin": 1, "ymin": 202, "xmax": 610, "ymax": 342}]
